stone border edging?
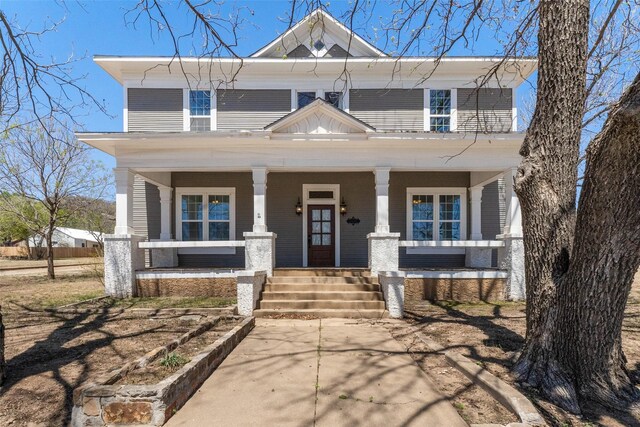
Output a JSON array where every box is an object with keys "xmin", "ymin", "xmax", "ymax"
[
  {"xmin": 71, "ymin": 315, "xmax": 254, "ymax": 426},
  {"xmin": 410, "ymin": 327, "xmax": 545, "ymax": 426}
]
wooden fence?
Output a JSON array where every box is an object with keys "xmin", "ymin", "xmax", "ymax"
[{"xmin": 0, "ymin": 247, "xmax": 99, "ymax": 259}]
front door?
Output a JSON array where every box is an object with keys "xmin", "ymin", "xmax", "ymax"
[{"xmin": 308, "ymin": 205, "xmax": 335, "ymax": 267}]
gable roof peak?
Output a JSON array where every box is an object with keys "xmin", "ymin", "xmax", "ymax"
[{"xmin": 251, "ymin": 8, "xmax": 386, "ymax": 58}]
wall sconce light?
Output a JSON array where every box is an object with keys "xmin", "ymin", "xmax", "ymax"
[
  {"xmin": 295, "ymin": 198, "xmax": 303, "ymax": 215},
  {"xmin": 340, "ymin": 198, "xmax": 348, "ymax": 216}
]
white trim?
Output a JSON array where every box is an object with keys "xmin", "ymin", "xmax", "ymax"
[
  {"xmin": 182, "ymin": 89, "xmax": 190, "ymax": 131},
  {"xmin": 211, "ymin": 90, "xmax": 217, "ymax": 131},
  {"xmin": 140, "ymin": 240, "xmax": 245, "ymax": 248},
  {"xmin": 123, "ymin": 85, "xmax": 129, "ymax": 132},
  {"xmin": 423, "ymin": 88, "xmax": 430, "ymax": 132},
  {"xmin": 406, "ymin": 187, "xmax": 468, "ymax": 254},
  {"xmin": 175, "ymin": 187, "xmax": 236, "ymax": 255},
  {"xmin": 399, "ymin": 240, "xmax": 503, "ymax": 248},
  {"xmin": 450, "ymin": 88, "xmax": 458, "ymax": 131},
  {"xmin": 427, "ymin": 89, "xmax": 453, "ymax": 132},
  {"xmin": 512, "ymin": 88, "xmax": 518, "ymax": 132},
  {"xmin": 186, "ymin": 90, "xmax": 213, "ymax": 131},
  {"xmin": 136, "ymin": 270, "xmax": 238, "ymax": 280},
  {"xmin": 302, "ymin": 184, "xmax": 340, "ymax": 267},
  {"xmin": 404, "ymin": 270, "xmax": 508, "ymax": 279}
]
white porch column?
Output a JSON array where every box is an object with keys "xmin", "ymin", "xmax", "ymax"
[
  {"xmin": 114, "ymin": 168, "xmax": 135, "ymax": 235},
  {"xmin": 374, "ymin": 168, "xmax": 391, "ymax": 233},
  {"xmin": 158, "ymin": 186, "xmax": 173, "ymax": 240},
  {"xmin": 469, "ymin": 186, "xmax": 483, "ymax": 240},
  {"xmin": 152, "ymin": 185, "xmax": 178, "ymax": 268},
  {"xmin": 498, "ymin": 167, "xmax": 526, "ymax": 300},
  {"xmin": 252, "ymin": 167, "xmax": 268, "ymax": 233},
  {"xmin": 466, "ymin": 185, "xmax": 492, "ymax": 268}
]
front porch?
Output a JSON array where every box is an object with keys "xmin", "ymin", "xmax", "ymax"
[{"xmin": 103, "ymin": 167, "xmax": 525, "ymax": 316}]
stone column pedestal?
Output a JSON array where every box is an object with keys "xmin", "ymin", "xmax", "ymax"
[
  {"xmin": 497, "ymin": 234, "xmax": 525, "ymax": 300},
  {"xmin": 104, "ymin": 234, "xmax": 146, "ymax": 298},
  {"xmin": 244, "ymin": 232, "xmax": 277, "ymax": 276},
  {"xmin": 236, "ymin": 270, "xmax": 267, "ymax": 316},
  {"xmin": 367, "ymin": 232, "xmax": 400, "ymax": 276},
  {"xmin": 150, "ymin": 240, "xmax": 178, "ymax": 268},
  {"xmin": 378, "ymin": 271, "xmax": 405, "ymax": 318},
  {"xmin": 465, "ymin": 248, "xmax": 493, "ymax": 268}
]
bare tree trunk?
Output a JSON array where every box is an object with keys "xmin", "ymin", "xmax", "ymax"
[
  {"xmin": 46, "ymin": 222, "xmax": 55, "ymax": 280},
  {"xmin": 555, "ymin": 73, "xmax": 640, "ymax": 409},
  {"xmin": 513, "ymin": 0, "xmax": 589, "ymax": 413},
  {"xmin": 514, "ymin": 0, "xmax": 640, "ymax": 413}
]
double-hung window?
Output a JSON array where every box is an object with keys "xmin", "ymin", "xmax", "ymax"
[
  {"xmin": 176, "ymin": 188, "xmax": 235, "ymax": 243},
  {"xmin": 297, "ymin": 91, "xmax": 316, "ymax": 109},
  {"xmin": 407, "ymin": 188, "xmax": 466, "ymax": 251},
  {"xmin": 429, "ymin": 89, "xmax": 451, "ymax": 132},
  {"xmin": 189, "ymin": 90, "xmax": 211, "ymax": 131}
]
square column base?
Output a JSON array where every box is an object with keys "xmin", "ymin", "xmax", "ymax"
[
  {"xmin": 367, "ymin": 232, "xmax": 400, "ymax": 276},
  {"xmin": 244, "ymin": 232, "xmax": 277, "ymax": 276},
  {"xmin": 236, "ymin": 270, "xmax": 267, "ymax": 316},
  {"xmin": 104, "ymin": 234, "xmax": 146, "ymax": 298},
  {"xmin": 378, "ymin": 271, "xmax": 405, "ymax": 318},
  {"xmin": 497, "ymin": 234, "xmax": 525, "ymax": 300}
]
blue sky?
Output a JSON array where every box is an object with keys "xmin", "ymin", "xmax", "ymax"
[{"xmin": 2, "ymin": 1, "xmax": 535, "ymax": 170}]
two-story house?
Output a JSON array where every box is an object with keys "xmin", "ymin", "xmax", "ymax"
[{"xmin": 79, "ymin": 9, "xmax": 536, "ymax": 318}]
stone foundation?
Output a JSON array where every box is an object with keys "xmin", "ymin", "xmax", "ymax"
[
  {"xmin": 405, "ymin": 277, "xmax": 506, "ymax": 302},
  {"xmin": 71, "ymin": 316, "xmax": 254, "ymax": 427},
  {"xmin": 136, "ymin": 277, "xmax": 236, "ymax": 298}
]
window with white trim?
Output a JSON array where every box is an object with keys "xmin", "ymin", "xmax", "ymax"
[
  {"xmin": 324, "ymin": 91, "xmax": 342, "ymax": 108},
  {"xmin": 429, "ymin": 89, "xmax": 451, "ymax": 132},
  {"xmin": 189, "ymin": 90, "xmax": 211, "ymax": 131},
  {"xmin": 407, "ymin": 188, "xmax": 466, "ymax": 241},
  {"xmin": 176, "ymin": 188, "xmax": 235, "ymax": 241},
  {"xmin": 297, "ymin": 91, "xmax": 316, "ymax": 109}
]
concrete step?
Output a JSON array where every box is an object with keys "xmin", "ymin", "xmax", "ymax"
[
  {"xmin": 253, "ymin": 308, "xmax": 388, "ymax": 319},
  {"xmin": 259, "ymin": 300, "xmax": 386, "ymax": 310},
  {"xmin": 267, "ymin": 276, "xmax": 375, "ymax": 284},
  {"xmin": 273, "ymin": 268, "xmax": 371, "ymax": 277},
  {"xmin": 264, "ymin": 283, "xmax": 381, "ymax": 292},
  {"xmin": 261, "ymin": 291, "xmax": 384, "ymax": 301}
]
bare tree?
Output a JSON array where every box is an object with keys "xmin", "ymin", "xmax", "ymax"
[{"xmin": 0, "ymin": 121, "xmax": 110, "ymax": 278}]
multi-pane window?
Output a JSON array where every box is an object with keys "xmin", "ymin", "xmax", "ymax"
[
  {"xmin": 177, "ymin": 189, "xmax": 234, "ymax": 241},
  {"xmin": 324, "ymin": 91, "xmax": 342, "ymax": 108},
  {"xmin": 408, "ymin": 189, "xmax": 465, "ymax": 242},
  {"xmin": 189, "ymin": 90, "xmax": 211, "ymax": 131},
  {"xmin": 430, "ymin": 89, "xmax": 451, "ymax": 132},
  {"xmin": 297, "ymin": 91, "xmax": 316, "ymax": 109}
]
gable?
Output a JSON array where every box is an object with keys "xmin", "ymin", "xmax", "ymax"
[
  {"xmin": 252, "ymin": 9, "xmax": 385, "ymax": 58},
  {"xmin": 265, "ymin": 99, "xmax": 375, "ymax": 134}
]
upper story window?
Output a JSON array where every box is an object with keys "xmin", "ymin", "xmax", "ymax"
[
  {"xmin": 429, "ymin": 89, "xmax": 451, "ymax": 132},
  {"xmin": 297, "ymin": 91, "xmax": 316, "ymax": 109},
  {"xmin": 325, "ymin": 91, "xmax": 342, "ymax": 108},
  {"xmin": 189, "ymin": 90, "xmax": 211, "ymax": 131}
]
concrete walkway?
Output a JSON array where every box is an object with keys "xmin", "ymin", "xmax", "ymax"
[{"xmin": 167, "ymin": 318, "xmax": 467, "ymax": 427}]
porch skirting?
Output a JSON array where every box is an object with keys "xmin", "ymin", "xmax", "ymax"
[
  {"xmin": 136, "ymin": 270, "xmax": 237, "ymax": 298},
  {"xmin": 404, "ymin": 271, "xmax": 508, "ymax": 302}
]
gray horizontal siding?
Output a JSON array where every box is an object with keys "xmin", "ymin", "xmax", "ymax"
[
  {"xmin": 217, "ymin": 90, "xmax": 291, "ymax": 130},
  {"xmin": 172, "ymin": 172, "xmax": 252, "ymax": 268},
  {"xmin": 133, "ymin": 177, "xmax": 160, "ymax": 267},
  {"xmin": 128, "ymin": 88, "xmax": 183, "ymax": 132},
  {"xmin": 457, "ymin": 88, "xmax": 512, "ymax": 133},
  {"xmin": 482, "ymin": 180, "xmax": 501, "ymax": 268},
  {"xmin": 389, "ymin": 172, "xmax": 470, "ymax": 268},
  {"xmin": 349, "ymin": 89, "xmax": 424, "ymax": 131},
  {"xmin": 267, "ymin": 172, "xmax": 375, "ymax": 268}
]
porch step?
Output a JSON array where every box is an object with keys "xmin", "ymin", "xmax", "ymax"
[
  {"xmin": 253, "ymin": 308, "xmax": 388, "ymax": 319},
  {"xmin": 259, "ymin": 300, "xmax": 386, "ymax": 310},
  {"xmin": 273, "ymin": 268, "xmax": 371, "ymax": 277},
  {"xmin": 268, "ymin": 276, "xmax": 375, "ymax": 284},
  {"xmin": 261, "ymin": 291, "xmax": 384, "ymax": 301},
  {"xmin": 264, "ymin": 283, "xmax": 381, "ymax": 292}
]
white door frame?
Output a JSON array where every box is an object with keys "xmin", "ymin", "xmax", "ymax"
[{"xmin": 302, "ymin": 184, "xmax": 340, "ymax": 267}]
